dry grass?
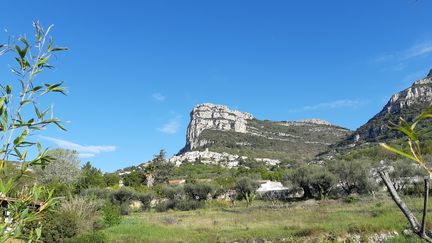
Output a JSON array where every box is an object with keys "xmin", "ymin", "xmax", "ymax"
[{"xmin": 104, "ymin": 194, "xmax": 431, "ymax": 242}]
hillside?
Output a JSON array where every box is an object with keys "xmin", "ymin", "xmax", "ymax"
[
  {"xmin": 172, "ymin": 104, "xmax": 351, "ymax": 166},
  {"xmin": 342, "ymin": 69, "xmax": 432, "ymax": 147}
]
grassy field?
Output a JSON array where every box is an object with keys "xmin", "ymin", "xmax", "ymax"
[{"xmin": 103, "ymin": 195, "xmax": 428, "ymax": 242}]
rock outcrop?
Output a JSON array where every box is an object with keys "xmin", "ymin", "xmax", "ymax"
[
  {"xmin": 346, "ymin": 70, "xmax": 432, "ymax": 144},
  {"xmin": 177, "ymin": 103, "xmax": 351, "ymax": 164},
  {"xmin": 181, "ymin": 103, "xmax": 254, "ymax": 152},
  {"xmin": 169, "ymin": 149, "xmax": 280, "ymax": 168}
]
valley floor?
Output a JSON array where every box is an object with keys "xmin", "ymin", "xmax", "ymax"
[{"xmin": 103, "ymin": 194, "xmax": 428, "ymax": 242}]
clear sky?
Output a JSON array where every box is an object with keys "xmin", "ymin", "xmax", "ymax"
[{"xmin": 1, "ymin": 1, "xmax": 432, "ymax": 172}]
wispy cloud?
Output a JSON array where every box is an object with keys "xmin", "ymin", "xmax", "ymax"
[
  {"xmin": 374, "ymin": 41, "xmax": 432, "ymax": 63},
  {"xmin": 40, "ymin": 136, "xmax": 116, "ymax": 158},
  {"xmin": 158, "ymin": 116, "xmax": 181, "ymax": 134},
  {"xmin": 152, "ymin": 93, "xmax": 166, "ymax": 102},
  {"xmin": 289, "ymin": 99, "xmax": 363, "ymax": 113}
]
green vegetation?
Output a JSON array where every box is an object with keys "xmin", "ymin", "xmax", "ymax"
[
  {"xmin": 197, "ymin": 119, "xmax": 351, "ymax": 162},
  {"xmin": 0, "ymin": 22, "xmax": 68, "ymax": 242},
  {"xmin": 103, "ymin": 195, "xmax": 425, "ymax": 242}
]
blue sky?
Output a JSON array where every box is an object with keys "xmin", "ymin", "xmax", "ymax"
[{"xmin": 1, "ymin": 1, "xmax": 432, "ymax": 172}]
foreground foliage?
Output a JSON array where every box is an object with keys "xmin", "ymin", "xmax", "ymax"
[{"xmin": 0, "ymin": 22, "xmax": 67, "ymax": 242}]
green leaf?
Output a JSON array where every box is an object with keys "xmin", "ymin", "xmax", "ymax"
[
  {"xmin": 34, "ymin": 106, "xmax": 42, "ymax": 120},
  {"xmin": 49, "ymin": 47, "xmax": 68, "ymax": 52},
  {"xmin": 0, "ymin": 96, "xmax": 6, "ymax": 108},
  {"xmin": 37, "ymin": 55, "xmax": 50, "ymax": 67},
  {"xmin": 6, "ymin": 85, "xmax": 11, "ymax": 94},
  {"xmin": 13, "ymin": 129, "xmax": 29, "ymax": 146},
  {"xmin": 32, "ymin": 86, "xmax": 43, "ymax": 92},
  {"xmin": 19, "ymin": 37, "xmax": 29, "ymax": 47},
  {"xmin": 54, "ymin": 121, "xmax": 67, "ymax": 131},
  {"xmin": 380, "ymin": 143, "xmax": 420, "ymax": 162},
  {"xmin": 20, "ymin": 100, "xmax": 31, "ymax": 106}
]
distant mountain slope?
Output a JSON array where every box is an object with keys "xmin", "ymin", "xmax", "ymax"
[
  {"xmin": 344, "ymin": 69, "xmax": 432, "ymax": 146},
  {"xmin": 177, "ymin": 103, "xmax": 351, "ymax": 163}
]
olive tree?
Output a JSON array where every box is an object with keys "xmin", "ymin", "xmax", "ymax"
[
  {"xmin": 0, "ymin": 22, "xmax": 68, "ymax": 242},
  {"xmin": 288, "ymin": 164, "xmax": 337, "ymax": 200},
  {"xmin": 34, "ymin": 148, "xmax": 81, "ymax": 184}
]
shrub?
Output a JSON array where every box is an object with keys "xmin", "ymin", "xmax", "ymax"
[
  {"xmin": 175, "ymin": 199, "xmax": 204, "ymax": 211},
  {"xmin": 39, "ymin": 211, "xmax": 80, "ymax": 243},
  {"xmin": 65, "ymin": 231, "xmax": 107, "ymax": 243},
  {"xmin": 135, "ymin": 192, "xmax": 154, "ymax": 210},
  {"xmin": 111, "ymin": 187, "xmax": 135, "ymax": 204},
  {"xmin": 81, "ymin": 188, "xmax": 113, "ymax": 200},
  {"xmin": 161, "ymin": 186, "xmax": 184, "ymax": 200},
  {"xmin": 59, "ymin": 196, "xmax": 103, "ymax": 234},
  {"xmin": 120, "ymin": 203, "xmax": 130, "ymax": 215},
  {"xmin": 155, "ymin": 200, "xmax": 176, "ymax": 212},
  {"xmin": 102, "ymin": 202, "xmax": 122, "ymax": 227},
  {"xmin": 184, "ymin": 183, "xmax": 213, "ymax": 201},
  {"xmin": 344, "ymin": 195, "xmax": 360, "ymax": 204}
]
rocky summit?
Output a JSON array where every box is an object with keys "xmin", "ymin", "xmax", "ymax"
[
  {"xmin": 346, "ymin": 70, "xmax": 432, "ymax": 145},
  {"xmin": 175, "ymin": 103, "xmax": 351, "ymax": 166}
]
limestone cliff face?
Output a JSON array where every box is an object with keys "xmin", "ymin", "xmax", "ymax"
[
  {"xmin": 177, "ymin": 103, "xmax": 351, "ymax": 165},
  {"xmin": 182, "ymin": 103, "xmax": 254, "ymax": 151},
  {"xmin": 347, "ymin": 70, "xmax": 432, "ymax": 144}
]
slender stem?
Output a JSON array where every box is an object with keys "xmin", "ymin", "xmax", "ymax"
[{"xmin": 422, "ymin": 177, "xmax": 430, "ymax": 237}]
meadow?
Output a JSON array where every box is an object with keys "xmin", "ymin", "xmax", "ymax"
[{"xmin": 103, "ymin": 194, "xmax": 427, "ymax": 242}]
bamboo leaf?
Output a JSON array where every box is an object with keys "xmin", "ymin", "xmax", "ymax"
[
  {"xmin": 37, "ymin": 55, "xmax": 50, "ymax": 67},
  {"xmin": 13, "ymin": 129, "xmax": 29, "ymax": 146},
  {"xmin": 380, "ymin": 143, "xmax": 420, "ymax": 163}
]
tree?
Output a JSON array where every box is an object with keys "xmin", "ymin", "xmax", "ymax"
[
  {"xmin": 184, "ymin": 183, "xmax": 213, "ymax": 201},
  {"xmin": 288, "ymin": 164, "xmax": 337, "ymax": 200},
  {"xmin": 0, "ymin": 22, "xmax": 68, "ymax": 242},
  {"xmin": 34, "ymin": 148, "xmax": 81, "ymax": 184},
  {"xmin": 104, "ymin": 173, "xmax": 121, "ymax": 187},
  {"xmin": 327, "ymin": 159, "xmax": 376, "ymax": 195},
  {"xmin": 380, "ymin": 107, "xmax": 432, "ymax": 242},
  {"xmin": 147, "ymin": 149, "xmax": 174, "ymax": 185},
  {"xmin": 76, "ymin": 161, "xmax": 105, "ymax": 191},
  {"xmin": 122, "ymin": 170, "xmax": 146, "ymax": 187},
  {"xmin": 389, "ymin": 159, "xmax": 422, "ymax": 192},
  {"xmin": 234, "ymin": 177, "xmax": 259, "ymax": 206}
]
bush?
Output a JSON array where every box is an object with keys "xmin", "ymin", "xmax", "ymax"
[
  {"xmin": 184, "ymin": 183, "xmax": 213, "ymax": 201},
  {"xmin": 59, "ymin": 196, "xmax": 103, "ymax": 233},
  {"xmin": 155, "ymin": 200, "xmax": 176, "ymax": 212},
  {"xmin": 344, "ymin": 195, "xmax": 360, "ymax": 203},
  {"xmin": 102, "ymin": 202, "xmax": 122, "ymax": 227},
  {"xmin": 39, "ymin": 211, "xmax": 80, "ymax": 243},
  {"xmin": 81, "ymin": 187, "xmax": 113, "ymax": 200},
  {"xmin": 135, "ymin": 192, "xmax": 154, "ymax": 210},
  {"xmin": 111, "ymin": 187, "xmax": 135, "ymax": 204},
  {"xmin": 175, "ymin": 199, "xmax": 204, "ymax": 211},
  {"xmin": 161, "ymin": 186, "xmax": 184, "ymax": 200},
  {"xmin": 65, "ymin": 231, "xmax": 107, "ymax": 243}
]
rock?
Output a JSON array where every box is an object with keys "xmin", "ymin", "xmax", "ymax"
[
  {"xmin": 182, "ymin": 103, "xmax": 254, "ymax": 151},
  {"xmin": 402, "ymin": 229, "xmax": 413, "ymax": 236},
  {"xmin": 298, "ymin": 118, "xmax": 333, "ymax": 126},
  {"xmin": 343, "ymin": 69, "xmax": 432, "ymax": 144},
  {"xmin": 129, "ymin": 200, "xmax": 143, "ymax": 210},
  {"xmin": 169, "ymin": 149, "xmax": 280, "ymax": 168}
]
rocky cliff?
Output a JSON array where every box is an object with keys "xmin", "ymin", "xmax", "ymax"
[
  {"xmin": 177, "ymin": 103, "xmax": 351, "ymax": 164},
  {"xmin": 346, "ymin": 70, "xmax": 432, "ymax": 145},
  {"xmin": 181, "ymin": 103, "xmax": 254, "ymax": 152}
]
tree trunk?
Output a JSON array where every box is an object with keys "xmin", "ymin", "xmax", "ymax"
[{"xmin": 379, "ymin": 170, "xmax": 432, "ymax": 242}]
